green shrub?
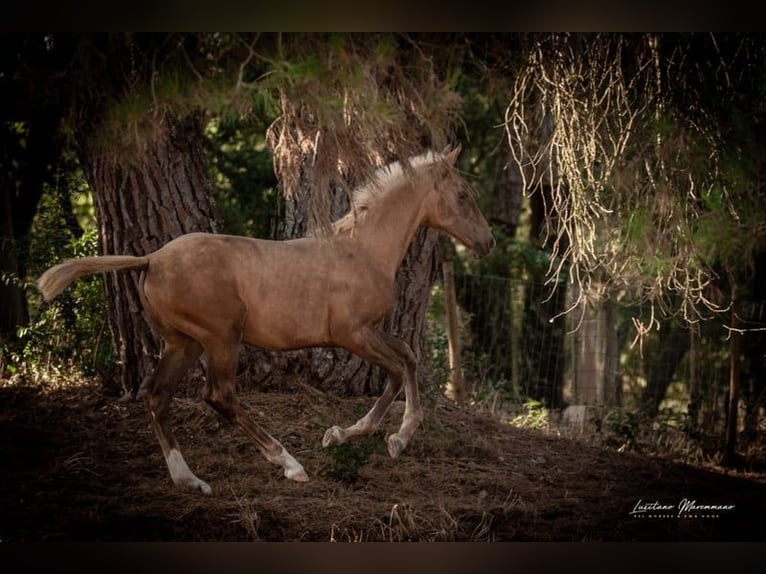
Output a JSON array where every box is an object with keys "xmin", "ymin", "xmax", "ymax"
[
  {"xmin": 509, "ymin": 399, "xmax": 549, "ymax": 431},
  {"xmin": 6, "ymin": 184, "xmax": 112, "ymax": 381},
  {"xmin": 321, "ymin": 401, "xmax": 387, "ymax": 482},
  {"xmin": 324, "ymin": 436, "xmax": 386, "ymax": 482}
]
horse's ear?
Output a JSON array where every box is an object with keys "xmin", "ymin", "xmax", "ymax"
[{"xmin": 443, "ymin": 144, "xmax": 462, "ymax": 165}]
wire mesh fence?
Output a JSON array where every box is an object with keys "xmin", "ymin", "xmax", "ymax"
[{"xmin": 427, "ymin": 266, "xmax": 766, "ymax": 448}]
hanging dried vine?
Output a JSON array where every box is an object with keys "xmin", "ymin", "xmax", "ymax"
[
  {"xmin": 505, "ymin": 33, "xmax": 766, "ymax": 330},
  {"xmin": 265, "ymin": 34, "xmax": 463, "ymax": 233}
]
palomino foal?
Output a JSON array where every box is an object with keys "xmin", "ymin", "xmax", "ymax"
[{"xmin": 37, "ymin": 146, "xmax": 495, "ymax": 494}]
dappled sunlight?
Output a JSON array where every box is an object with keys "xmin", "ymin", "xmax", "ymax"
[{"xmin": 0, "ymin": 365, "xmax": 101, "ymax": 395}]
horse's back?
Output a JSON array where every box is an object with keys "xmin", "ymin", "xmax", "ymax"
[{"xmin": 139, "ymin": 232, "xmax": 392, "ymax": 350}]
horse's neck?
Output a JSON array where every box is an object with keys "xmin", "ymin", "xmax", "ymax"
[{"xmin": 352, "ymin": 183, "xmax": 428, "ymax": 279}]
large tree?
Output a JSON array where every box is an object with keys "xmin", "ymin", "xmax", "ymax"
[
  {"xmin": 60, "ymin": 35, "xmax": 223, "ymax": 395},
  {"xmin": 6, "ymin": 33, "xmax": 470, "ymax": 401},
  {"xmin": 256, "ymin": 34, "xmax": 464, "ymax": 396}
]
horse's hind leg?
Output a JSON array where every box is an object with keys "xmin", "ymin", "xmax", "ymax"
[
  {"xmin": 323, "ymin": 327, "xmax": 421, "ymax": 458},
  {"xmin": 140, "ymin": 334, "xmax": 211, "ymax": 494},
  {"xmin": 201, "ymin": 340, "xmax": 308, "ymax": 482}
]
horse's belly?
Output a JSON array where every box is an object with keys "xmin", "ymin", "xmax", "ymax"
[{"xmin": 241, "ymin": 305, "xmax": 332, "ymax": 350}]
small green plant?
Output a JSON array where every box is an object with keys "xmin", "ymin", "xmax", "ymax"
[
  {"xmin": 509, "ymin": 399, "xmax": 549, "ymax": 431},
  {"xmin": 319, "ymin": 401, "xmax": 387, "ymax": 482},
  {"xmin": 324, "ymin": 436, "xmax": 386, "ymax": 482}
]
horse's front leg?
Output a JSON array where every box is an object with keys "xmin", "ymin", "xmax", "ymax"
[
  {"xmin": 323, "ymin": 328, "xmax": 421, "ymax": 458},
  {"xmin": 385, "ymin": 358, "xmax": 423, "ymax": 458}
]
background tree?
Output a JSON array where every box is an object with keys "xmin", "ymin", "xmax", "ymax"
[
  {"xmin": 3, "ymin": 33, "xmax": 472, "ymax": 401},
  {"xmin": 64, "ymin": 34, "xmax": 225, "ymax": 395},
  {"xmin": 254, "ymin": 33, "xmax": 465, "ymax": 396},
  {"xmin": 0, "ymin": 35, "xmax": 65, "ymax": 343},
  {"xmin": 1, "ymin": 33, "xmax": 261, "ymax": 391},
  {"xmin": 505, "ymin": 33, "xmax": 766, "ymax": 419}
]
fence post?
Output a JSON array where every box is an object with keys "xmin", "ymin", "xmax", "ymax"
[
  {"xmin": 442, "ymin": 259, "xmax": 467, "ymax": 405},
  {"xmin": 688, "ymin": 322, "xmax": 699, "ymax": 434},
  {"xmin": 724, "ymin": 290, "xmax": 741, "ymax": 466}
]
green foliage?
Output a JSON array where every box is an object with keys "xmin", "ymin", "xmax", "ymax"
[
  {"xmin": 424, "ymin": 284, "xmax": 451, "ymax": 392},
  {"xmin": 25, "ymin": 233, "xmax": 109, "ymax": 378},
  {"xmin": 323, "ymin": 436, "xmax": 386, "ymax": 483},
  {"xmin": 5, "ymin": 177, "xmax": 111, "ymax": 380},
  {"xmin": 601, "ymin": 409, "xmax": 641, "ymax": 443},
  {"xmin": 318, "ymin": 401, "xmax": 386, "ymax": 483},
  {"xmin": 508, "ymin": 399, "xmax": 549, "ymax": 431},
  {"xmin": 594, "ymin": 407, "xmax": 707, "ymax": 463},
  {"xmin": 206, "ymin": 116, "xmax": 279, "ymax": 238}
]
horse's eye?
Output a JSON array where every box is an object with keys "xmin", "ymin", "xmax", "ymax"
[{"xmin": 457, "ymin": 191, "xmax": 468, "ymax": 202}]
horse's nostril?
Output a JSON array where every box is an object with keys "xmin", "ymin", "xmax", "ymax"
[
  {"xmin": 481, "ymin": 237, "xmax": 496, "ymax": 257},
  {"xmin": 473, "ymin": 237, "xmax": 495, "ymax": 259}
]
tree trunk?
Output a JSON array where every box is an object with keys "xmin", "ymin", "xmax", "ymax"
[
  {"xmin": 687, "ymin": 323, "xmax": 701, "ymax": 436},
  {"xmin": 571, "ymin": 296, "xmax": 619, "ymax": 406},
  {"xmin": 0, "ymin": 180, "xmax": 27, "ymax": 342},
  {"xmin": 640, "ymin": 322, "xmax": 690, "ymax": 418},
  {"xmin": 0, "ymin": 113, "xmax": 61, "ymax": 342},
  {"xmin": 254, "ymin": 38, "xmax": 461, "ymax": 399},
  {"xmin": 724, "ymin": 294, "xmax": 742, "ymax": 465},
  {"xmin": 442, "ymin": 257, "xmax": 467, "ymax": 404},
  {"xmin": 76, "ymin": 112, "xmax": 219, "ymax": 396}
]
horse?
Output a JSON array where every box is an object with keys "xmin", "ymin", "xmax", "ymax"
[{"xmin": 37, "ymin": 145, "xmax": 495, "ymax": 494}]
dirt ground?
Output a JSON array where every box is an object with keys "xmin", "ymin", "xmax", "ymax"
[{"xmin": 1, "ymin": 374, "xmax": 765, "ymax": 542}]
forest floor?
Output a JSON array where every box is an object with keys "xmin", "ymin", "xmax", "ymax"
[{"xmin": 2, "ymin": 373, "xmax": 765, "ymax": 542}]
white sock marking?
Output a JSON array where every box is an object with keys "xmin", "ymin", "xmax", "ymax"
[
  {"xmin": 272, "ymin": 447, "xmax": 308, "ymax": 481},
  {"xmin": 166, "ymin": 448, "xmax": 212, "ymax": 494}
]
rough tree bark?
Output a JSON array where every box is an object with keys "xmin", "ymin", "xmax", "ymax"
[
  {"xmin": 572, "ymin": 297, "xmax": 620, "ymax": 406},
  {"xmin": 249, "ymin": 35, "xmax": 461, "ymax": 399},
  {"xmin": 724, "ymin": 293, "xmax": 742, "ymax": 466},
  {"xmin": 75, "ymin": 112, "xmax": 219, "ymax": 396}
]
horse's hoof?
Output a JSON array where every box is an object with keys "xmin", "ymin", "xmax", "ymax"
[
  {"xmin": 178, "ymin": 477, "xmax": 212, "ymax": 495},
  {"xmin": 387, "ymin": 434, "xmax": 406, "ymax": 458},
  {"xmin": 286, "ymin": 467, "xmax": 309, "ymax": 482},
  {"xmin": 322, "ymin": 426, "xmax": 343, "ymax": 448}
]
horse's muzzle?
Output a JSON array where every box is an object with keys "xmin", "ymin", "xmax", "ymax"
[{"xmin": 473, "ymin": 236, "xmax": 496, "ymax": 259}]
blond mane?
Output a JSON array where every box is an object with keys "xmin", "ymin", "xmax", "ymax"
[{"xmin": 333, "ymin": 150, "xmax": 448, "ymax": 234}]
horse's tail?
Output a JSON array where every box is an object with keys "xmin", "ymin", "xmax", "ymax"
[{"xmin": 38, "ymin": 255, "xmax": 150, "ymax": 301}]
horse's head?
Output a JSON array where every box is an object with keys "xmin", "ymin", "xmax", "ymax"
[{"xmin": 420, "ymin": 146, "xmax": 495, "ymax": 259}]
